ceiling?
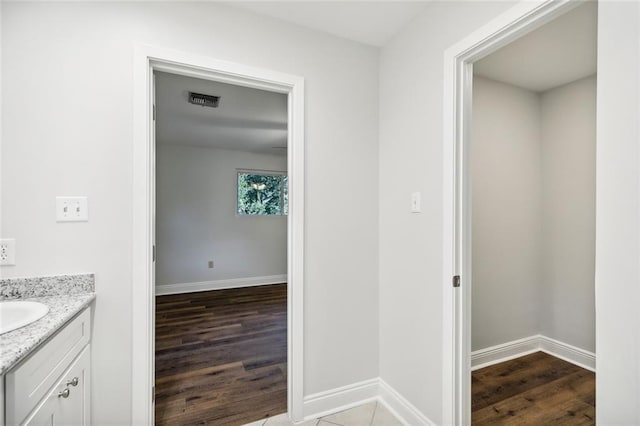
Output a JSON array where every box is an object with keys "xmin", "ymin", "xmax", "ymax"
[
  {"xmin": 227, "ymin": 1, "xmax": 430, "ymax": 47},
  {"xmin": 474, "ymin": 2, "xmax": 597, "ymax": 92},
  {"xmin": 155, "ymin": 71, "xmax": 288, "ymax": 154}
]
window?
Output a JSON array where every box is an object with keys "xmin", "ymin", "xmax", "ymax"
[{"xmin": 237, "ymin": 170, "xmax": 288, "ymax": 216}]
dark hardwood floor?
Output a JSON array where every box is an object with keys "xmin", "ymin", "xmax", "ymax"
[
  {"xmin": 472, "ymin": 351, "xmax": 595, "ymax": 425},
  {"xmin": 155, "ymin": 284, "xmax": 287, "ymax": 426}
]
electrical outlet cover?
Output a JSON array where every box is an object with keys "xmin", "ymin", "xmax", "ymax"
[{"xmin": 0, "ymin": 239, "xmax": 16, "ymax": 266}]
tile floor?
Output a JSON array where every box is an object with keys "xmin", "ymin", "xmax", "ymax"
[{"xmin": 243, "ymin": 401, "xmax": 403, "ymax": 426}]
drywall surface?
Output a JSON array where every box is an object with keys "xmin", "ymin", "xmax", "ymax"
[
  {"xmin": 471, "ymin": 76, "xmax": 596, "ymax": 354},
  {"xmin": 156, "ymin": 145, "xmax": 287, "ymax": 286},
  {"xmin": 1, "ymin": 2, "xmax": 379, "ymax": 423},
  {"xmin": 471, "ymin": 77, "xmax": 542, "ymax": 351},
  {"xmin": 540, "ymin": 76, "xmax": 596, "ymax": 352},
  {"xmin": 595, "ymin": 2, "xmax": 640, "ymax": 423},
  {"xmin": 378, "ymin": 2, "xmax": 513, "ymax": 423}
]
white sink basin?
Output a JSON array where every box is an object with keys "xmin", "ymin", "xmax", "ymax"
[{"xmin": 0, "ymin": 301, "xmax": 49, "ymax": 335}]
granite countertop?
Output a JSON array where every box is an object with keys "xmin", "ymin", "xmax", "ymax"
[{"xmin": 0, "ymin": 274, "xmax": 96, "ymax": 375}]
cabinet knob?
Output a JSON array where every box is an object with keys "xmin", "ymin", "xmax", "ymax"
[
  {"xmin": 58, "ymin": 388, "xmax": 71, "ymax": 399},
  {"xmin": 66, "ymin": 377, "xmax": 79, "ymax": 387}
]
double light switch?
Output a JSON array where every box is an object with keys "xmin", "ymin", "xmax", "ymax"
[{"xmin": 56, "ymin": 197, "xmax": 89, "ymax": 222}]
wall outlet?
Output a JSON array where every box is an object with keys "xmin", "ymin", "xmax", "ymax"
[
  {"xmin": 0, "ymin": 239, "xmax": 16, "ymax": 266},
  {"xmin": 56, "ymin": 196, "xmax": 89, "ymax": 222},
  {"xmin": 208, "ymin": 260, "xmax": 215, "ymax": 269}
]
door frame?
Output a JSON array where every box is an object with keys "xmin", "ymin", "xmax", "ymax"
[
  {"xmin": 132, "ymin": 45, "xmax": 305, "ymax": 424},
  {"xmin": 441, "ymin": 1, "xmax": 583, "ymax": 424}
]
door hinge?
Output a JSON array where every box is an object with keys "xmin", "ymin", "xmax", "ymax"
[
  {"xmin": 153, "ymin": 104, "xmax": 156, "ymax": 121},
  {"xmin": 152, "ymin": 245, "xmax": 156, "ymax": 262},
  {"xmin": 452, "ymin": 275, "xmax": 461, "ymax": 288},
  {"xmin": 152, "ymin": 386, "xmax": 155, "ymax": 402}
]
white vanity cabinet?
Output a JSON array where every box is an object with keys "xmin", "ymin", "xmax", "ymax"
[{"xmin": 4, "ymin": 307, "xmax": 91, "ymax": 426}]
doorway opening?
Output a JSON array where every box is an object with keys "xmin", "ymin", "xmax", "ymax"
[
  {"xmin": 131, "ymin": 47, "xmax": 305, "ymax": 425},
  {"xmin": 442, "ymin": 1, "xmax": 597, "ymax": 424},
  {"xmin": 470, "ymin": 2, "xmax": 597, "ymax": 423},
  {"xmin": 153, "ymin": 71, "xmax": 290, "ymax": 424}
]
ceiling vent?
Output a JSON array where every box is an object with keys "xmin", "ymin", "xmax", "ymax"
[{"xmin": 188, "ymin": 92, "xmax": 221, "ymax": 108}]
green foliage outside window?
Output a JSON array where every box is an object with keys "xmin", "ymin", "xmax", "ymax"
[{"xmin": 237, "ymin": 171, "xmax": 288, "ymax": 215}]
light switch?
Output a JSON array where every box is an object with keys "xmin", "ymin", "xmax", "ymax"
[
  {"xmin": 56, "ymin": 196, "xmax": 89, "ymax": 222},
  {"xmin": 411, "ymin": 192, "xmax": 421, "ymax": 213}
]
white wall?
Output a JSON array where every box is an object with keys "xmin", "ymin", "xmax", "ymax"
[
  {"xmin": 540, "ymin": 76, "xmax": 596, "ymax": 352},
  {"xmin": 156, "ymin": 145, "xmax": 287, "ymax": 287},
  {"xmin": 471, "ymin": 76, "xmax": 542, "ymax": 351},
  {"xmin": 378, "ymin": 3, "xmax": 513, "ymax": 423},
  {"xmin": 595, "ymin": 2, "xmax": 640, "ymax": 423},
  {"xmin": 0, "ymin": 1, "xmax": 3, "ymax": 242},
  {"xmin": 380, "ymin": 1, "xmax": 640, "ymax": 423},
  {"xmin": 1, "ymin": 3, "xmax": 379, "ymax": 423},
  {"xmin": 471, "ymin": 76, "xmax": 596, "ymax": 354}
]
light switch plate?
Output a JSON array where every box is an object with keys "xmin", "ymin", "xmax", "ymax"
[
  {"xmin": 56, "ymin": 196, "xmax": 89, "ymax": 222},
  {"xmin": 0, "ymin": 239, "xmax": 16, "ymax": 266},
  {"xmin": 411, "ymin": 192, "xmax": 421, "ymax": 213}
]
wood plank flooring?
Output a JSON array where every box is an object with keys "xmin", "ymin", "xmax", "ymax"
[
  {"xmin": 155, "ymin": 284, "xmax": 287, "ymax": 426},
  {"xmin": 472, "ymin": 351, "xmax": 595, "ymax": 425}
]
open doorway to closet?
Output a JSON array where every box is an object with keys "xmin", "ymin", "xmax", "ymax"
[
  {"xmin": 469, "ymin": 3, "xmax": 596, "ymax": 424},
  {"xmin": 153, "ymin": 71, "xmax": 289, "ymax": 425}
]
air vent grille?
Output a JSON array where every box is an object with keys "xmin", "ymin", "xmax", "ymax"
[{"xmin": 188, "ymin": 92, "xmax": 220, "ymax": 108}]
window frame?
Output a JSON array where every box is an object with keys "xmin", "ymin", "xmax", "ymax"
[{"xmin": 236, "ymin": 168, "xmax": 288, "ymax": 217}]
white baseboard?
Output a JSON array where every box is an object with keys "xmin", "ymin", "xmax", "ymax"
[
  {"xmin": 539, "ymin": 335, "xmax": 595, "ymax": 372},
  {"xmin": 301, "ymin": 378, "xmax": 434, "ymax": 425},
  {"xmin": 471, "ymin": 334, "xmax": 595, "ymax": 372},
  {"xmin": 471, "ymin": 336, "xmax": 540, "ymax": 371},
  {"xmin": 155, "ymin": 274, "xmax": 287, "ymax": 296},
  {"xmin": 378, "ymin": 379, "xmax": 435, "ymax": 426},
  {"xmin": 302, "ymin": 378, "xmax": 379, "ymax": 421}
]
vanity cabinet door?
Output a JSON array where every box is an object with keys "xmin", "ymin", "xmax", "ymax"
[
  {"xmin": 23, "ymin": 345, "xmax": 91, "ymax": 426},
  {"xmin": 21, "ymin": 393, "xmax": 56, "ymax": 426}
]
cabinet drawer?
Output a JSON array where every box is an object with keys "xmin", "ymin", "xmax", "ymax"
[{"xmin": 5, "ymin": 307, "xmax": 91, "ymax": 425}]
